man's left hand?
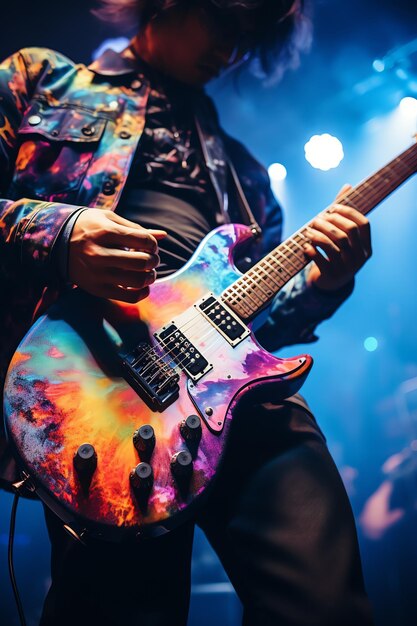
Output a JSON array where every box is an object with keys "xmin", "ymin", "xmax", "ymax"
[{"xmin": 303, "ymin": 184, "xmax": 372, "ymax": 292}]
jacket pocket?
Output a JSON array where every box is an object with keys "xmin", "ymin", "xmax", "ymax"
[{"xmin": 11, "ymin": 101, "xmax": 107, "ymax": 200}]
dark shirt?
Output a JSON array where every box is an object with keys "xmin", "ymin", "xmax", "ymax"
[{"xmin": 117, "ymin": 56, "xmax": 220, "ymax": 275}]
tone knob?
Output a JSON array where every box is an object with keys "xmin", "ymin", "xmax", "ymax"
[
  {"xmin": 73, "ymin": 444, "xmax": 97, "ymax": 495},
  {"xmin": 130, "ymin": 462, "xmax": 154, "ymax": 491},
  {"xmin": 130, "ymin": 463, "xmax": 153, "ymax": 511},
  {"xmin": 133, "ymin": 425, "xmax": 155, "ymax": 461},
  {"xmin": 171, "ymin": 450, "xmax": 193, "ymax": 482},
  {"xmin": 73, "ymin": 444, "xmax": 97, "ymax": 475},
  {"xmin": 180, "ymin": 415, "xmax": 202, "ymax": 443}
]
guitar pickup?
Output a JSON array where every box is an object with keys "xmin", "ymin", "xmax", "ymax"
[
  {"xmin": 154, "ymin": 325, "xmax": 212, "ymax": 383},
  {"xmin": 196, "ymin": 294, "xmax": 251, "ymax": 347}
]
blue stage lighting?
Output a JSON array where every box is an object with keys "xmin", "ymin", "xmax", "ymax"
[
  {"xmin": 364, "ymin": 337, "xmax": 378, "ymax": 352},
  {"xmin": 399, "ymin": 96, "xmax": 417, "ymax": 117},
  {"xmin": 373, "ymin": 59, "xmax": 385, "ymax": 73},
  {"xmin": 268, "ymin": 163, "xmax": 287, "ymax": 182},
  {"xmin": 304, "ymin": 134, "xmax": 344, "ymax": 171}
]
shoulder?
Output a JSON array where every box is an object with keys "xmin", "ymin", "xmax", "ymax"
[{"xmin": 5, "ymin": 47, "xmax": 80, "ymax": 82}]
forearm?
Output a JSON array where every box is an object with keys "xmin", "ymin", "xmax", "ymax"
[{"xmin": 0, "ymin": 197, "xmax": 86, "ymax": 281}]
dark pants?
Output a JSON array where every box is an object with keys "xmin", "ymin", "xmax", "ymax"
[{"xmin": 40, "ymin": 397, "xmax": 374, "ymax": 626}]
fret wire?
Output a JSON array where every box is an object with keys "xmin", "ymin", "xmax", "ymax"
[
  {"xmin": 341, "ymin": 146, "xmax": 417, "ymax": 214},
  {"xmin": 242, "ymin": 273, "xmax": 268, "ymax": 304},
  {"xmin": 247, "ymin": 269, "xmax": 275, "ymax": 299},
  {"xmin": 291, "ymin": 236, "xmax": 307, "ymax": 254},
  {"xmin": 281, "ymin": 242, "xmax": 305, "ymax": 268},
  {"xmin": 223, "ymin": 143, "xmax": 417, "ymax": 319},
  {"xmin": 224, "ymin": 292, "xmax": 253, "ymax": 317},
  {"xmin": 275, "ymin": 247, "xmax": 300, "ymax": 272},
  {"xmin": 257, "ymin": 260, "xmax": 282, "ymax": 290},
  {"xmin": 261, "ymin": 258, "xmax": 286, "ymax": 289},
  {"xmin": 269, "ymin": 252, "xmax": 293, "ymax": 279},
  {"xmin": 234, "ymin": 282, "xmax": 259, "ymax": 310},
  {"xmin": 339, "ymin": 153, "xmax": 416, "ymax": 211}
]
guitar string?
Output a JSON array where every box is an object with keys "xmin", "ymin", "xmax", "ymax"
[
  {"xmin": 129, "ymin": 298, "xmax": 241, "ymax": 374},
  {"xmin": 142, "ymin": 149, "xmax": 417, "ymax": 377},
  {"xmin": 164, "ymin": 146, "xmax": 417, "ymax": 322},
  {"xmin": 128, "ymin": 147, "xmax": 417, "ymax": 378},
  {"xmin": 226, "ymin": 150, "xmax": 417, "ymax": 301},
  {"xmin": 144, "ymin": 322, "xmax": 229, "ymax": 384},
  {"xmin": 127, "ymin": 300, "xmax": 229, "ymax": 380}
]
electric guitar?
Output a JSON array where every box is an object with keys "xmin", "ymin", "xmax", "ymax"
[{"xmin": 4, "ymin": 141, "xmax": 417, "ymax": 542}]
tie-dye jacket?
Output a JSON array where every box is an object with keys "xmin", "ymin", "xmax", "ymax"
[{"xmin": 0, "ymin": 45, "xmax": 353, "ymax": 486}]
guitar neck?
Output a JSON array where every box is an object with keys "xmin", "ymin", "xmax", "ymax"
[{"xmin": 222, "ymin": 142, "xmax": 417, "ymax": 321}]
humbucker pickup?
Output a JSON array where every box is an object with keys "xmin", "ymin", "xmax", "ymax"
[
  {"xmin": 154, "ymin": 325, "xmax": 212, "ymax": 382},
  {"xmin": 196, "ymin": 294, "xmax": 251, "ymax": 347}
]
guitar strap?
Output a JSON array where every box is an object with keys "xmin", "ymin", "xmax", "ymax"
[
  {"xmin": 194, "ymin": 113, "xmax": 263, "ymax": 239},
  {"xmin": 226, "ymin": 157, "xmax": 263, "ymax": 239}
]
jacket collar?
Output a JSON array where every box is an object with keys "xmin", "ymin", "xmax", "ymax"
[{"xmin": 88, "ymin": 44, "xmax": 139, "ymax": 77}]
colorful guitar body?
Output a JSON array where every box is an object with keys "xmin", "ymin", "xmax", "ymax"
[
  {"xmin": 6, "ymin": 141, "xmax": 417, "ymax": 540},
  {"xmin": 3, "ymin": 224, "xmax": 312, "ymax": 541}
]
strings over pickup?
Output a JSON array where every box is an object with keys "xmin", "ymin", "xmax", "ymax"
[
  {"xmin": 121, "ymin": 343, "xmax": 180, "ymax": 411},
  {"xmin": 154, "ymin": 325, "xmax": 212, "ymax": 382},
  {"xmin": 196, "ymin": 294, "xmax": 251, "ymax": 347}
]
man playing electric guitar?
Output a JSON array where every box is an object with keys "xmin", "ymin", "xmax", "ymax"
[{"xmin": 0, "ymin": 1, "xmax": 374, "ymax": 624}]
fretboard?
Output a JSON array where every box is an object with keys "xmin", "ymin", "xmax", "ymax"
[{"xmin": 222, "ymin": 141, "xmax": 417, "ymax": 321}]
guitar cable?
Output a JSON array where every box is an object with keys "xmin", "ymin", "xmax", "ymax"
[{"xmin": 8, "ymin": 475, "xmax": 33, "ymax": 626}]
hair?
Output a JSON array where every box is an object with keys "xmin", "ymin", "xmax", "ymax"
[{"xmin": 92, "ymin": 0, "xmax": 312, "ymax": 82}]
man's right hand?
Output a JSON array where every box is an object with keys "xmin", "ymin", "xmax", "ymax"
[{"xmin": 68, "ymin": 208, "xmax": 167, "ymax": 303}]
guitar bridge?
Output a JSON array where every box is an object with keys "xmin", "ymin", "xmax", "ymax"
[{"xmin": 120, "ymin": 343, "xmax": 180, "ymax": 412}]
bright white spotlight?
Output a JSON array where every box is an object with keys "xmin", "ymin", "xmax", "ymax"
[
  {"xmin": 268, "ymin": 163, "xmax": 287, "ymax": 182},
  {"xmin": 373, "ymin": 59, "xmax": 385, "ymax": 73},
  {"xmin": 399, "ymin": 96, "xmax": 417, "ymax": 117},
  {"xmin": 364, "ymin": 337, "xmax": 378, "ymax": 352},
  {"xmin": 304, "ymin": 134, "xmax": 344, "ymax": 171}
]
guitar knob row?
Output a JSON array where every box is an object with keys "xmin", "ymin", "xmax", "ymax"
[{"xmin": 73, "ymin": 416, "xmax": 201, "ymax": 502}]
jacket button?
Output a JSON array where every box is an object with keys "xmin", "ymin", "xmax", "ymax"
[
  {"xmin": 119, "ymin": 130, "xmax": 131, "ymax": 140},
  {"xmin": 102, "ymin": 180, "xmax": 117, "ymax": 195},
  {"xmin": 51, "ymin": 129, "xmax": 59, "ymax": 137},
  {"xmin": 28, "ymin": 114, "xmax": 42, "ymax": 126},
  {"xmin": 82, "ymin": 126, "xmax": 96, "ymax": 137}
]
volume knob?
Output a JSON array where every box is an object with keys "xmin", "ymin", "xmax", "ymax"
[
  {"xmin": 133, "ymin": 425, "xmax": 155, "ymax": 461},
  {"xmin": 73, "ymin": 444, "xmax": 97, "ymax": 494},
  {"xmin": 130, "ymin": 462, "xmax": 154, "ymax": 511},
  {"xmin": 130, "ymin": 462, "xmax": 154, "ymax": 491},
  {"xmin": 74, "ymin": 444, "xmax": 97, "ymax": 474},
  {"xmin": 171, "ymin": 450, "xmax": 193, "ymax": 485},
  {"xmin": 180, "ymin": 415, "xmax": 202, "ymax": 443}
]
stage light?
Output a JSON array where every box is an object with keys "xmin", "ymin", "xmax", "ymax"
[
  {"xmin": 268, "ymin": 163, "xmax": 287, "ymax": 182},
  {"xmin": 399, "ymin": 96, "xmax": 417, "ymax": 117},
  {"xmin": 373, "ymin": 59, "xmax": 385, "ymax": 73},
  {"xmin": 364, "ymin": 337, "xmax": 378, "ymax": 352},
  {"xmin": 304, "ymin": 134, "xmax": 344, "ymax": 171}
]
